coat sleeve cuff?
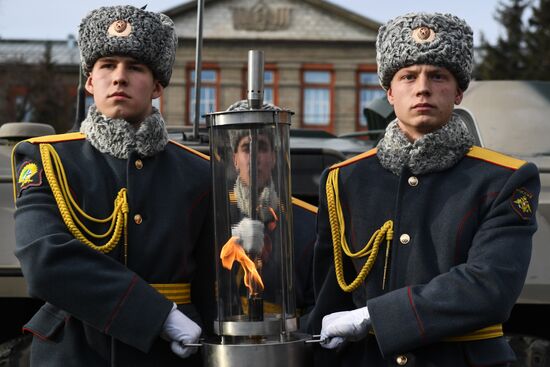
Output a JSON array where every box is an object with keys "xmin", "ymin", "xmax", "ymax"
[
  {"xmin": 367, "ymin": 287, "xmax": 425, "ymax": 357},
  {"xmin": 104, "ymin": 275, "xmax": 173, "ymax": 352}
]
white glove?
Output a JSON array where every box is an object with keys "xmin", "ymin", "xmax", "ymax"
[
  {"xmin": 162, "ymin": 303, "xmax": 202, "ymax": 359},
  {"xmin": 320, "ymin": 306, "xmax": 371, "ymax": 349},
  {"xmin": 231, "ymin": 218, "xmax": 264, "ymax": 253}
]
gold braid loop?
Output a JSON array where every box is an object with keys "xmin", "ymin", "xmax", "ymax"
[
  {"xmin": 39, "ymin": 143, "xmax": 128, "ymax": 255},
  {"xmin": 326, "ymin": 168, "xmax": 393, "ymax": 292}
]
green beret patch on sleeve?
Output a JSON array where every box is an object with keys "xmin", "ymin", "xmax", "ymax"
[
  {"xmin": 17, "ymin": 160, "xmax": 43, "ymax": 197},
  {"xmin": 511, "ymin": 187, "xmax": 534, "ymax": 220}
]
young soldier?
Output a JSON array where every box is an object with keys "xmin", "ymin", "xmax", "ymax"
[
  {"xmin": 12, "ymin": 6, "xmax": 214, "ymax": 366},
  {"xmin": 307, "ymin": 13, "xmax": 540, "ymax": 366}
]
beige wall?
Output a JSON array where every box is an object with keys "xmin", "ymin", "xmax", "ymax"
[
  {"xmin": 0, "ymin": 40, "xmax": 380, "ymax": 136},
  {"xmin": 163, "ymin": 39, "xmax": 378, "ymax": 135}
]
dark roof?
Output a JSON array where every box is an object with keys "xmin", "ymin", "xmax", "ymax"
[{"xmin": 0, "ymin": 38, "xmax": 80, "ymax": 65}]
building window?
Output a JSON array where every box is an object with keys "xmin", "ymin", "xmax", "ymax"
[
  {"xmin": 358, "ymin": 70, "xmax": 385, "ymax": 129},
  {"xmin": 263, "ymin": 70, "xmax": 276, "ymax": 105},
  {"xmin": 188, "ymin": 69, "xmax": 218, "ymax": 125},
  {"xmin": 302, "ymin": 69, "xmax": 333, "ymax": 128}
]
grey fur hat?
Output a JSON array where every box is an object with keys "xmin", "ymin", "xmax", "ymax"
[
  {"xmin": 78, "ymin": 5, "xmax": 177, "ymax": 87},
  {"xmin": 376, "ymin": 13, "xmax": 473, "ymax": 91}
]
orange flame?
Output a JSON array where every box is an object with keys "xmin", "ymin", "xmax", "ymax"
[{"xmin": 220, "ymin": 236, "xmax": 265, "ymax": 292}]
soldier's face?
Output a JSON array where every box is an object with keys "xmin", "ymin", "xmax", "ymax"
[
  {"xmin": 387, "ymin": 64, "xmax": 463, "ymax": 141},
  {"xmin": 85, "ymin": 56, "xmax": 163, "ymax": 124},
  {"xmin": 234, "ymin": 135, "xmax": 276, "ymax": 188}
]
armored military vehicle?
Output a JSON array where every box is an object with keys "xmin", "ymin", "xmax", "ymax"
[
  {"xmin": 0, "ymin": 122, "xmax": 56, "ymax": 363},
  {"xmin": 456, "ymin": 81, "xmax": 550, "ymax": 365}
]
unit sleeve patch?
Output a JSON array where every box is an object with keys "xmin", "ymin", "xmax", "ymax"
[
  {"xmin": 510, "ymin": 187, "xmax": 534, "ymax": 220},
  {"xmin": 17, "ymin": 160, "xmax": 43, "ymax": 196}
]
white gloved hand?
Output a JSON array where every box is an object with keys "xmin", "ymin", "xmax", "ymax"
[
  {"xmin": 320, "ymin": 306, "xmax": 371, "ymax": 349},
  {"xmin": 231, "ymin": 217, "xmax": 264, "ymax": 253},
  {"xmin": 162, "ymin": 303, "xmax": 202, "ymax": 359}
]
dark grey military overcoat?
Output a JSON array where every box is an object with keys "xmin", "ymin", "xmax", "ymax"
[
  {"xmin": 307, "ymin": 146, "xmax": 540, "ymax": 367},
  {"xmin": 12, "ymin": 133, "xmax": 215, "ymax": 366}
]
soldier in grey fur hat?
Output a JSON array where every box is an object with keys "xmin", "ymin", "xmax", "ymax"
[
  {"xmin": 12, "ymin": 5, "xmax": 214, "ymax": 366},
  {"xmin": 308, "ymin": 12, "xmax": 540, "ymax": 367}
]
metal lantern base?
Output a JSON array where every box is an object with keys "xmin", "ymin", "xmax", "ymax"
[{"xmin": 202, "ymin": 333, "xmax": 312, "ymax": 367}]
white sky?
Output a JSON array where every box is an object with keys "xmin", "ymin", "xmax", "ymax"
[{"xmin": 0, "ymin": 0, "xmax": 502, "ymax": 46}]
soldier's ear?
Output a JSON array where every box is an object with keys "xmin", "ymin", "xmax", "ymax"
[
  {"xmin": 386, "ymin": 87, "xmax": 395, "ymax": 106},
  {"xmin": 85, "ymin": 76, "xmax": 94, "ymax": 95},
  {"xmin": 151, "ymin": 80, "xmax": 163, "ymax": 100},
  {"xmin": 454, "ymin": 88, "xmax": 464, "ymax": 105}
]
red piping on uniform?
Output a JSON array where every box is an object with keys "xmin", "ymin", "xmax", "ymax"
[
  {"xmin": 22, "ymin": 327, "xmax": 51, "ymax": 341},
  {"xmin": 104, "ymin": 275, "xmax": 138, "ymax": 333},
  {"xmin": 407, "ymin": 286, "xmax": 426, "ymax": 338}
]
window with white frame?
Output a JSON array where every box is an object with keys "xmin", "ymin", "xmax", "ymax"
[
  {"xmin": 263, "ymin": 70, "xmax": 275, "ymax": 105},
  {"xmin": 358, "ymin": 71, "xmax": 385, "ymax": 128},
  {"xmin": 303, "ymin": 70, "xmax": 332, "ymax": 126},
  {"xmin": 189, "ymin": 69, "xmax": 218, "ymax": 124}
]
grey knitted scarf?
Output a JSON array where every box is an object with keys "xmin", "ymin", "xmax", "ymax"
[
  {"xmin": 80, "ymin": 105, "xmax": 168, "ymax": 159},
  {"xmin": 376, "ymin": 113, "xmax": 474, "ymax": 176},
  {"xmin": 234, "ymin": 177, "xmax": 279, "ymax": 222}
]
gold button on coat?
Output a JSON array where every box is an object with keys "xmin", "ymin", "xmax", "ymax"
[
  {"xmin": 135, "ymin": 159, "xmax": 143, "ymax": 169},
  {"xmin": 396, "ymin": 355, "xmax": 408, "ymax": 365},
  {"xmin": 134, "ymin": 214, "xmax": 143, "ymax": 224},
  {"xmin": 408, "ymin": 176, "xmax": 418, "ymax": 186},
  {"xmin": 399, "ymin": 233, "xmax": 410, "ymax": 245}
]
